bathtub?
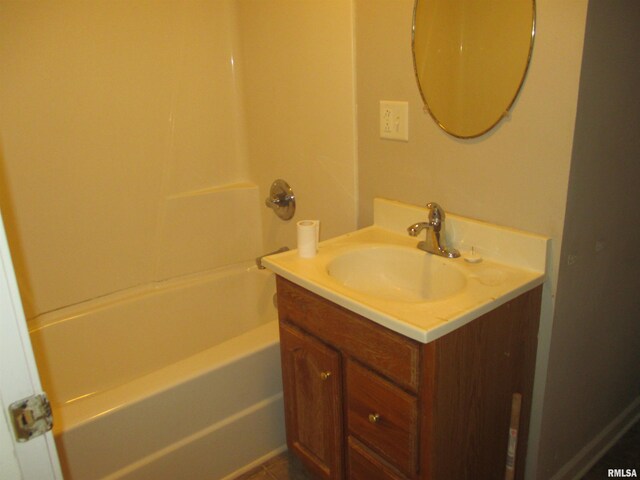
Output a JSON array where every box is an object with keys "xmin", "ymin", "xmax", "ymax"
[{"xmin": 29, "ymin": 262, "xmax": 285, "ymax": 480}]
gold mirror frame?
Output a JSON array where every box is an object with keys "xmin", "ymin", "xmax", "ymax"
[{"xmin": 412, "ymin": 0, "xmax": 536, "ymax": 139}]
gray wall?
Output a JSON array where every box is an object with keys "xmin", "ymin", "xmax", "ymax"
[{"xmin": 538, "ymin": 1, "xmax": 640, "ymax": 477}]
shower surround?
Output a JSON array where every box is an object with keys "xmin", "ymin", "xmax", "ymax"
[{"xmin": 0, "ymin": 1, "xmax": 356, "ymax": 478}]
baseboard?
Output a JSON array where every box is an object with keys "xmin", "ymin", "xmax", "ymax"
[{"xmin": 550, "ymin": 395, "xmax": 640, "ymax": 480}]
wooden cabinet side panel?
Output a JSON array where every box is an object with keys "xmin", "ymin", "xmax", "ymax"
[
  {"xmin": 279, "ymin": 323, "xmax": 344, "ymax": 479},
  {"xmin": 423, "ymin": 286, "xmax": 542, "ymax": 480},
  {"xmin": 419, "ymin": 343, "xmax": 437, "ymax": 480},
  {"xmin": 505, "ymin": 285, "xmax": 543, "ymax": 480}
]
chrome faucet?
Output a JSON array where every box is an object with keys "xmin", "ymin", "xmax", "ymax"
[{"xmin": 407, "ymin": 202, "xmax": 460, "ymax": 258}]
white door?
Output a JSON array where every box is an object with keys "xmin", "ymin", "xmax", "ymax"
[{"xmin": 0, "ymin": 210, "xmax": 62, "ymax": 479}]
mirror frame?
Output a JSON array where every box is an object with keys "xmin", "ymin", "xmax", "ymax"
[{"xmin": 411, "ymin": 0, "xmax": 536, "ymax": 139}]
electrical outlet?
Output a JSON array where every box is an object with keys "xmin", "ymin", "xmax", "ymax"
[{"xmin": 380, "ymin": 101, "xmax": 409, "ymax": 141}]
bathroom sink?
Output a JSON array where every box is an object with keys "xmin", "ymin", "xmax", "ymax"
[
  {"xmin": 326, "ymin": 245, "xmax": 466, "ymax": 302},
  {"xmin": 261, "ymin": 198, "xmax": 548, "ymax": 343}
]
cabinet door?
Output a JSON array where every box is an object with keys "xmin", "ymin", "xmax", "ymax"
[{"xmin": 279, "ymin": 323, "xmax": 344, "ymax": 479}]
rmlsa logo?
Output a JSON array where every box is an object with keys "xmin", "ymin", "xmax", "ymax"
[{"xmin": 608, "ymin": 469, "xmax": 638, "ymax": 477}]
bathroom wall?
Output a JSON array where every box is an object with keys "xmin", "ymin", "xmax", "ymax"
[
  {"xmin": 3, "ymin": 1, "xmax": 635, "ymax": 479},
  {"xmin": 0, "ymin": 0, "xmax": 357, "ymax": 320},
  {"xmin": 538, "ymin": 1, "xmax": 640, "ymax": 478},
  {"xmin": 354, "ymin": 0, "xmax": 590, "ymax": 478}
]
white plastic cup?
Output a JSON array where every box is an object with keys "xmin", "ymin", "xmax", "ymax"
[{"xmin": 297, "ymin": 220, "xmax": 320, "ymax": 258}]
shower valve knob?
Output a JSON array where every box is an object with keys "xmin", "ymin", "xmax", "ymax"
[{"xmin": 265, "ymin": 179, "xmax": 295, "ymax": 221}]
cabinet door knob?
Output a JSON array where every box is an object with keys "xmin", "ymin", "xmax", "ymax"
[
  {"xmin": 320, "ymin": 371, "xmax": 332, "ymax": 381},
  {"xmin": 368, "ymin": 413, "xmax": 380, "ymax": 424}
]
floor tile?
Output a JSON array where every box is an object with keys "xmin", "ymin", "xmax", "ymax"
[
  {"xmin": 263, "ymin": 452, "xmax": 315, "ymax": 480},
  {"xmin": 232, "ymin": 452, "xmax": 314, "ymax": 480},
  {"xmin": 232, "ymin": 465, "xmax": 271, "ymax": 480}
]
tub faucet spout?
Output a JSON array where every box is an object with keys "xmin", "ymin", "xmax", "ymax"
[
  {"xmin": 407, "ymin": 202, "xmax": 460, "ymax": 258},
  {"xmin": 256, "ymin": 246, "xmax": 290, "ymax": 269}
]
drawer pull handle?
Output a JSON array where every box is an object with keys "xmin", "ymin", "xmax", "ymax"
[
  {"xmin": 320, "ymin": 371, "xmax": 332, "ymax": 381},
  {"xmin": 368, "ymin": 413, "xmax": 380, "ymax": 424}
]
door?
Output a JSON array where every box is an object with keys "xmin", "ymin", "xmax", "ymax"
[
  {"xmin": 279, "ymin": 322, "xmax": 344, "ymax": 479},
  {"xmin": 0, "ymin": 211, "xmax": 62, "ymax": 479}
]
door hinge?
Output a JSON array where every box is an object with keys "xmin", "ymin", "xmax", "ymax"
[{"xmin": 9, "ymin": 393, "xmax": 53, "ymax": 442}]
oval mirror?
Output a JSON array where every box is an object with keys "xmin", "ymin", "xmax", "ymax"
[{"xmin": 412, "ymin": 0, "xmax": 536, "ymax": 138}]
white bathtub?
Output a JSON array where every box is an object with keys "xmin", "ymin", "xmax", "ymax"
[{"xmin": 29, "ymin": 262, "xmax": 285, "ymax": 480}]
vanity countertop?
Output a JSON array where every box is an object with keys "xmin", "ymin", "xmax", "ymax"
[{"xmin": 263, "ymin": 198, "xmax": 549, "ymax": 343}]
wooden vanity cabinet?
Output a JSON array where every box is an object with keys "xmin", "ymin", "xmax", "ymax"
[{"xmin": 276, "ymin": 276, "xmax": 542, "ymax": 480}]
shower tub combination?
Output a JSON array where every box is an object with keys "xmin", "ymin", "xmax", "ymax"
[{"xmin": 29, "ymin": 261, "xmax": 284, "ymax": 480}]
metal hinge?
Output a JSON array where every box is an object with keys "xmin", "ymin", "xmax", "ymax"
[{"xmin": 9, "ymin": 393, "xmax": 53, "ymax": 442}]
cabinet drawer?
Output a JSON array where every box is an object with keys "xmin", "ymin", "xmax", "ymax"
[
  {"xmin": 346, "ymin": 359, "xmax": 418, "ymax": 477},
  {"xmin": 277, "ymin": 276, "xmax": 420, "ymax": 392},
  {"xmin": 348, "ymin": 437, "xmax": 409, "ymax": 480}
]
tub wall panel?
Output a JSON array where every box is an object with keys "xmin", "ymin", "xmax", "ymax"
[
  {"xmin": 156, "ymin": 184, "xmax": 263, "ymax": 281},
  {"xmin": 0, "ymin": 1, "xmax": 252, "ymax": 318}
]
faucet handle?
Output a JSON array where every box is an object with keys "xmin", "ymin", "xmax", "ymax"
[{"xmin": 426, "ymin": 202, "xmax": 445, "ymax": 229}]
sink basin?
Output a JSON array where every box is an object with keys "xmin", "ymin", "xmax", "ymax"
[{"xmin": 326, "ymin": 245, "xmax": 467, "ymax": 302}]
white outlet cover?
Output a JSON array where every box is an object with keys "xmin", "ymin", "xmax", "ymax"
[{"xmin": 380, "ymin": 100, "xmax": 409, "ymax": 141}]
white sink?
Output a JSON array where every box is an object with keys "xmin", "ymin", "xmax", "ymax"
[
  {"xmin": 326, "ymin": 245, "xmax": 466, "ymax": 302},
  {"xmin": 262, "ymin": 198, "xmax": 548, "ymax": 343}
]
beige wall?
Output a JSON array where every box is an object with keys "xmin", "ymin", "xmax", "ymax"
[
  {"xmin": 355, "ymin": 0, "xmax": 586, "ymax": 238},
  {"xmin": 0, "ymin": 1, "xmax": 357, "ymax": 319}
]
